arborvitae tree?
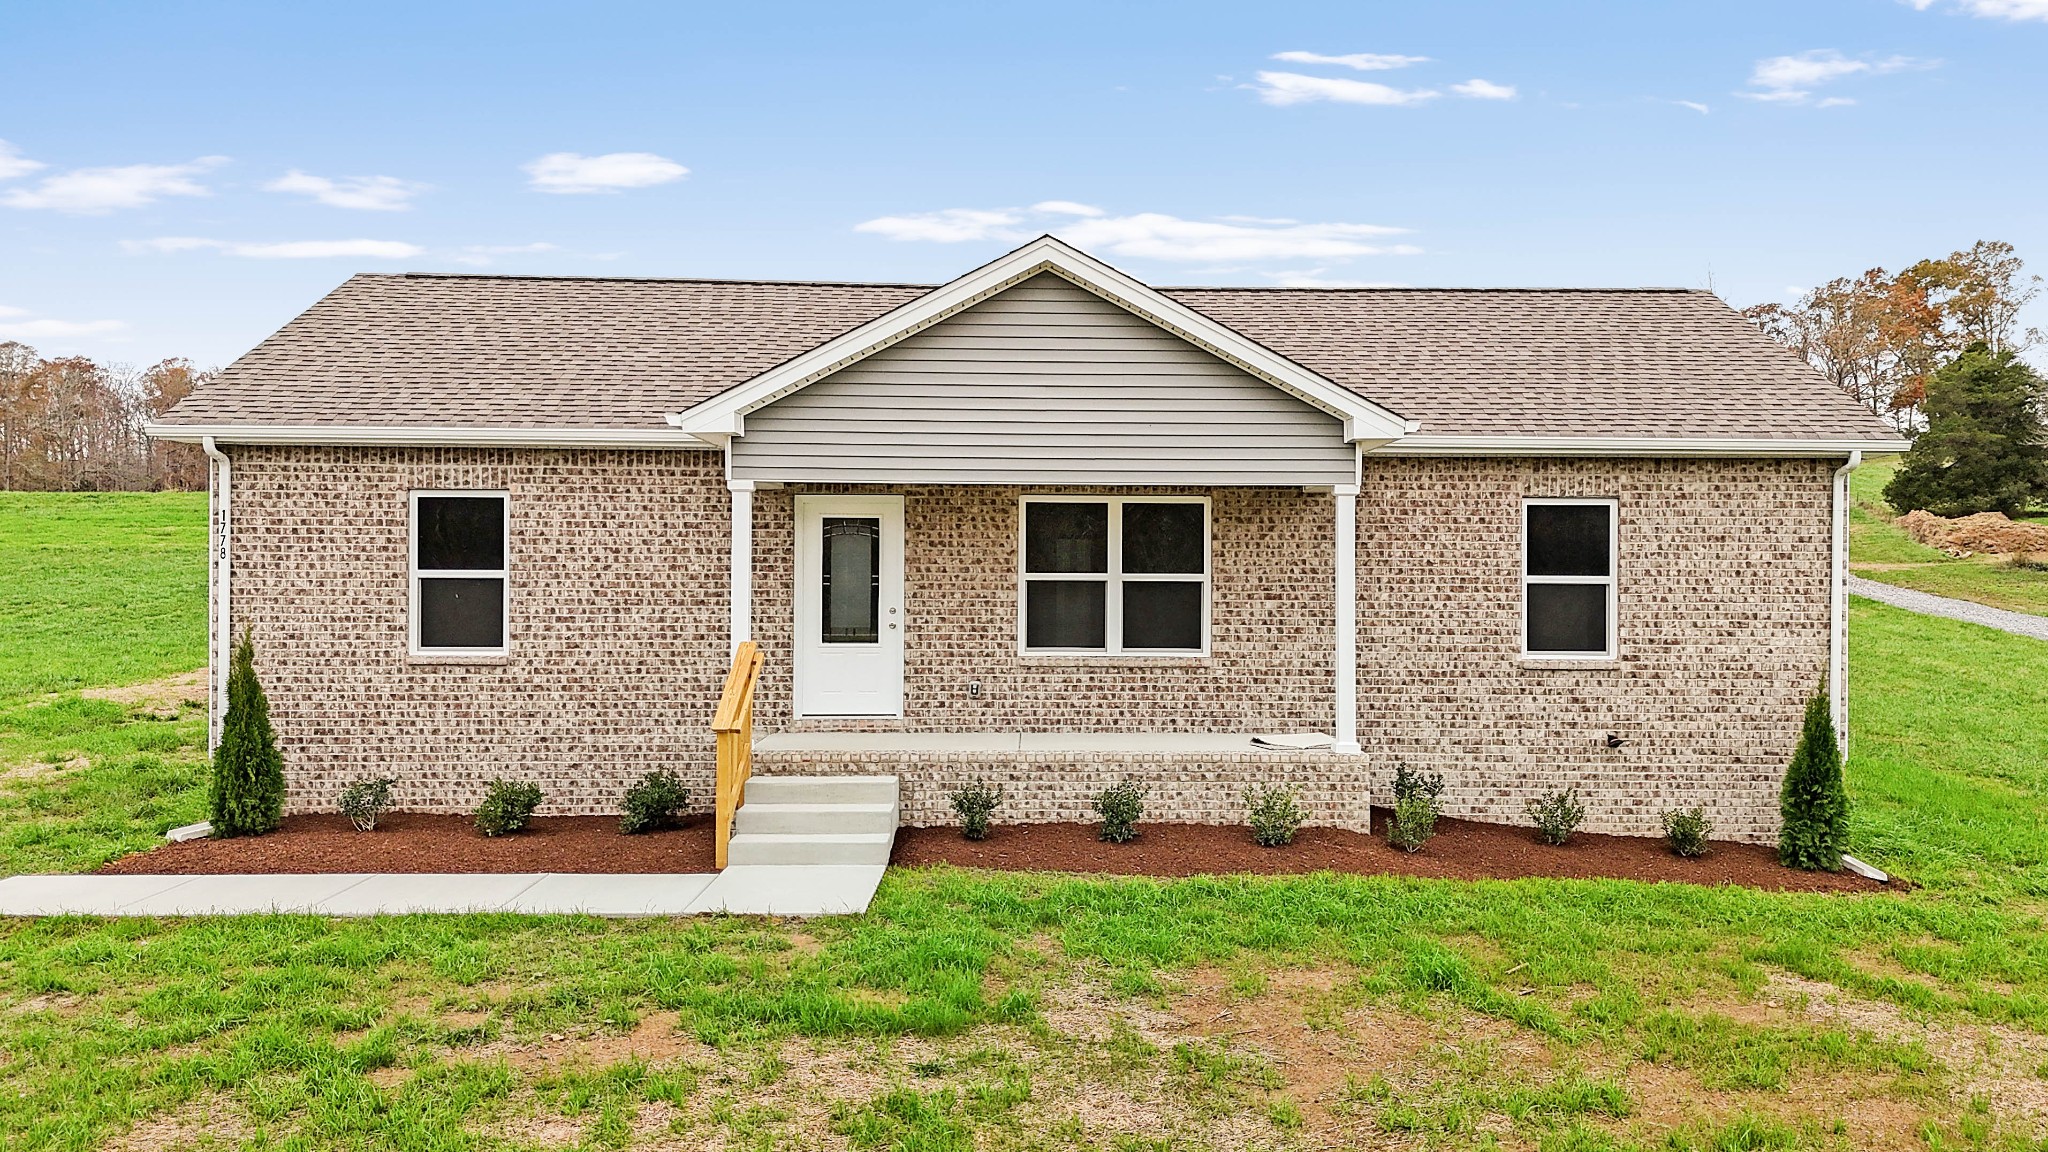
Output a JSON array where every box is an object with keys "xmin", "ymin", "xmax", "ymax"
[
  {"xmin": 1884, "ymin": 343, "xmax": 2048, "ymax": 517},
  {"xmin": 1779, "ymin": 685, "xmax": 1850, "ymax": 871},
  {"xmin": 210, "ymin": 630, "xmax": 286, "ymax": 837}
]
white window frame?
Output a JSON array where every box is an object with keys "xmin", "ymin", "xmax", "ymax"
[
  {"xmin": 1017, "ymin": 495, "xmax": 1211, "ymax": 657},
  {"xmin": 1521, "ymin": 497, "xmax": 1618, "ymax": 660},
  {"xmin": 409, "ymin": 489, "xmax": 510, "ymax": 656}
]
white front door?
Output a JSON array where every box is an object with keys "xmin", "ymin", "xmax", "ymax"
[{"xmin": 794, "ymin": 495, "xmax": 905, "ymax": 717}]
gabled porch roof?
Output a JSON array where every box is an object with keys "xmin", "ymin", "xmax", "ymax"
[{"xmin": 670, "ymin": 235, "xmax": 1415, "ymax": 448}]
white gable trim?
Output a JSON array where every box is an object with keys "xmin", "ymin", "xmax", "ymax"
[{"xmin": 667, "ymin": 235, "xmax": 1412, "ymax": 445}]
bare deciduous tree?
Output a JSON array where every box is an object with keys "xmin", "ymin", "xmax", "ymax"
[{"xmin": 0, "ymin": 343, "xmax": 212, "ymax": 491}]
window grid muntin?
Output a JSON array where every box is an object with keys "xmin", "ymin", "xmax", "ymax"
[
  {"xmin": 1019, "ymin": 495, "xmax": 1210, "ymax": 656},
  {"xmin": 409, "ymin": 490, "xmax": 509, "ymax": 656},
  {"xmin": 1520, "ymin": 497, "xmax": 1617, "ymax": 659}
]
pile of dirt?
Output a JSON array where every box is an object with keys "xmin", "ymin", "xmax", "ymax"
[
  {"xmin": 98, "ymin": 813, "xmax": 715, "ymax": 874},
  {"xmin": 1896, "ymin": 509, "xmax": 2048, "ymax": 556},
  {"xmin": 890, "ymin": 815, "xmax": 1882, "ymax": 892}
]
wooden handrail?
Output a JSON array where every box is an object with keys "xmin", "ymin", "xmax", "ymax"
[{"xmin": 713, "ymin": 640, "xmax": 764, "ymax": 869}]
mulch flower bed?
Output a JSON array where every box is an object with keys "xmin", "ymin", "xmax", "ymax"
[
  {"xmin": 98, "ymin": 813, "xmax": 716, "ymax": 875},
  {"xmin": 890, "ymin": 813, "xmax": 1883, "ymax": 892},
  {"xmin": 101, "ymin": 810, "xmax": 1883, "ymax": 892}
]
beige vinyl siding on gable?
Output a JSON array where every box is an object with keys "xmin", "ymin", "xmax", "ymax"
[{"xmin": 730, "ymin": 274, "xmax": 1357, "ymax": 485}]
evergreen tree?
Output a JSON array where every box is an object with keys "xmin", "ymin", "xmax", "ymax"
[
  {"xmin": 210, "ymin": 630, "xmax": 285, "ymax": 837},
  {"xmin": 1779, "ymin": 685, "xmax": 1850, "ymax": 871},
  {"xmin": 1884, "ymin": 343, "xmax": 2048, "ymax": 517}
]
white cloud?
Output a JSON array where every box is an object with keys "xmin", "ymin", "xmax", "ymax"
[
  {"xmin": 126, "ymin": 237, "xmax": 424, "ymax": 259},
  {"xmin": 1451, "ymin": 78, "xmax": 1517, "ymax": 100},
  {"xmin": 1029, "ymin": 200, "xmax": 1104, "ymax": 217},
  {"xmin": 1739, "ymin": 50, "xmax": 1934, "ymax": 104},
  {"xmin": 523, "ymin": 151, "xmax": 688, "ymax": 194},
  {"xmin": 1907, "ymin": 0, "xmax": 2048, "ymax": 20},
  {"xmin": 854, "ymin": 203, "xmax": 1415, "ymax": 264},
  {"xmin": 1270, "ymin": 51, "xmax": 1429, "ymax": 71},
  {"xmin": 0, "ymin": 313, "xmax": 125, "ymax": 339},
  {"xmin": 855, "ymin": 208, "xmax": 1024, "ymax": 243},
  {"xmin": 451, "ymin": 242, "xmax": 560, "ymax": 266},
  {"xmin": 1262, "ymin": 270, "xmax": 1408, "ymax": 288},
  {"xmin": 0, "ymin": 141, "xmax": 44, "ymax": 182},
  {"xmin": 1251, "ymin": 71, "xmax": 1438, "ymax": 106},
  {"xmin": 1674, "ymin": 100, "xmax": 1711, "ymax": 114},
  {"xmin": 265, "ymin": 169, "xmax": 425, "ymax": 211},
  {"xmin": 1816, "ymin": 96, "xmax": 1857, "ymax": 108},
  {"xmin": 0, "ymin": 156, "xmax": 226, "ymax": 214}
]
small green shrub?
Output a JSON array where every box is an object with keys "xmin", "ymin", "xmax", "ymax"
[
  {"xmin": 1093, "ymin": 780, "xmax": 1145, "ymax": 843},
  {"xmin": 1525, "ymin": 786, "xmax": 1586, "ymax": 846},
  {"xmin": 1780, "ymin": 685, "xmax": 1849, "ymax": 871},
  {"xmin": 1244, "ymin": 783, "xmax": 1304, "ymax": 848},
  {"xmin": 210, "ymin": 631, "xmax": 285, "ymax": 838},
  {"xmin": 620, "ymin": 769, "xmax": 690, "ymax": 834},
  {"xmin": 949, "ymin": 778, "xmax": 1005, "ymax": 841},
  {"xmin": 338, "ymin": 776, "xmax": 395, "ymax": 832},
  {"xmin": 1388, "ymin": 764, "xmax": 1444, "ymax": 853},
  {"xmin": 475, "ymin": 779, "xmax": 543, "ymax": 837},
  {"xmin": 1663, "ymin": 806, "xmax": 1712, "ymax": 858}
]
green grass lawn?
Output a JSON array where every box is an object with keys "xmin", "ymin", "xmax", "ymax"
[
  {"xmin": 0, "ymin": 492, "xmax": 208, "ymax": 699},
  {"xmin": 1849, "ymin": 456, "xmax": 2048, "ymax": 615},
  {"xmin": 3, "ymin": 495, "xmax": 2048, "ymax": 1151}
]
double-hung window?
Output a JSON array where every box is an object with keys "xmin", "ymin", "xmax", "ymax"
[
  {"xmin": 1020, "ymin": 496, "xmax": 1208, "ymax": 655},
  {"xmin": 1521, "ymin": 498, "xmax": 1617, "ymax": 658},
  {"xmin": 410, "ymin": 491, "xmax": 509, "ymax": 655}
]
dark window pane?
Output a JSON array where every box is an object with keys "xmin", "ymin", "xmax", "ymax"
[
  {"xmin": 1526, "ymin": 583, "xmax": 1608, "ymax": 653},
  {"xmin": 1123, "ymin": 581, "xmax": 1202, "ymax": 649},
  {"xmin": 417, "ymin": 496, "xmax": 504, "ymax": 571},
  {"xmin": 1024, "ymin": 502, "xmax": 1108, "ymax": 573},
  {"xmin": 419, "ymin": 577, "xmax": 504, "ymax": 648},
  {"xmin": 1527, "ymin": 504, "xmax": 1611, "ymax": 577},
  {"xmin": 1025, "ymin": 580, "xmax": 1106, "ymax": 649},
  {"xmin": 821, "ymin": 517, "xmax": 880, "ymax": 643},
  {"xmin": 1122, "ymin": 502, "xmax": 1204, "ymax": 574}
]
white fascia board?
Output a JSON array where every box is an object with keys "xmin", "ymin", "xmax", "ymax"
[
  {"xmin": 144, "ymin": 423, "xmax": 717, "ymax": 449},
  {"xmin": 667, "ymin": 235, "xmax": 1412, "ymax": 443},
  {"xmin": 1376, "ymin": 435, "xmax": 1911, "ymax": 457}
]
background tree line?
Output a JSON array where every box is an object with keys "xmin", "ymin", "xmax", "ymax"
[
  {"xmin": 1745, "ymin": 239, "xmax": 2046, "ymax": 518},
  {"xmin": 1743, "ymin": 239, "xmax": 2041, "ymax": 432},
  {"xmin": 0, "ymin": 342, "xmax": 209, "ymax": 491}
]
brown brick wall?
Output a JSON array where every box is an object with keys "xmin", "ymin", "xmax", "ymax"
[
  {"xmin": 226, "ymin": 449, "xmax": 1832, "ymax": 843},
  {"xmin": 1353, "ymin": 456, "xmax": 1834, "ymax": 842},
  {"xmin": 226, "ymin": 446, "xmax": 732, "ymax": 815}
]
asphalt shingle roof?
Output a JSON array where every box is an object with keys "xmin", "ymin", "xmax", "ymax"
[{"xmin": 158, "ymin": 272, "xmax": 1898, "ymax": 441}]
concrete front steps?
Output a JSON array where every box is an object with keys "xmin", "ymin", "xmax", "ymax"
[{"xmin": 726, "ymin": 774, "xmax": 900, "ymax": 866}]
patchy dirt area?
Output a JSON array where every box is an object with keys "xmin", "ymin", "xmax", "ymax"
[
  {"xmin": 893, "ymin": 816, "xmax": 1882, "ymax": 892},
  {"xmin": 80, "ymin": 668, "xmax": 209, "ymax": 718},
  {"xmin": 99, "ymin": 813, "xmax": 716, "ymax": 874}
]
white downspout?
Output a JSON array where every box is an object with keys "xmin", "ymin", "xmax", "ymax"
[
  {"xmin": 1830, "ymin": 450, "xmax": 1860, "ymax": 755},
  {"xmin": 202, "ymin": 436, "xmax": 231, "ymax": 750},
  {"xmin": 1333, "ymin": 483, "xmax": 1360, "ymax": 755}
]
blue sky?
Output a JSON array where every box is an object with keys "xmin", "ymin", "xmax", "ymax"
[{"xmin": 3, "ymin": 0, "xmax": 2044, "ymax": 370}]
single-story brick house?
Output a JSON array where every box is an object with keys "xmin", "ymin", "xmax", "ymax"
[{"xmin": 149, "ymin": 236, "xmax": 1905, "ymax": 844}]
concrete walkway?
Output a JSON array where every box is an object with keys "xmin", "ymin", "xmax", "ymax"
[
  {"xmin": 1848, "ymin": 575, "xmax": 2048, "ymax": 643},
  {"xmin": 0, "ymin": 866, "xmax": 886, "ymax": 918}
]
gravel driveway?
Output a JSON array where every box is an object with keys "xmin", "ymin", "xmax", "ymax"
[{"xmin": 1847, "ymin": 575, "xmax": 2048, "ymax": 643}]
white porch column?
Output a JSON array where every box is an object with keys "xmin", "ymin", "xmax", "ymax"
[
  {"xmin": 1333, "ymin": 484, "xmax": 1360, "ymax": 754},
  {"xmin": 729, "ymin": 480, "xmax": 754, "ymax": 653}
]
